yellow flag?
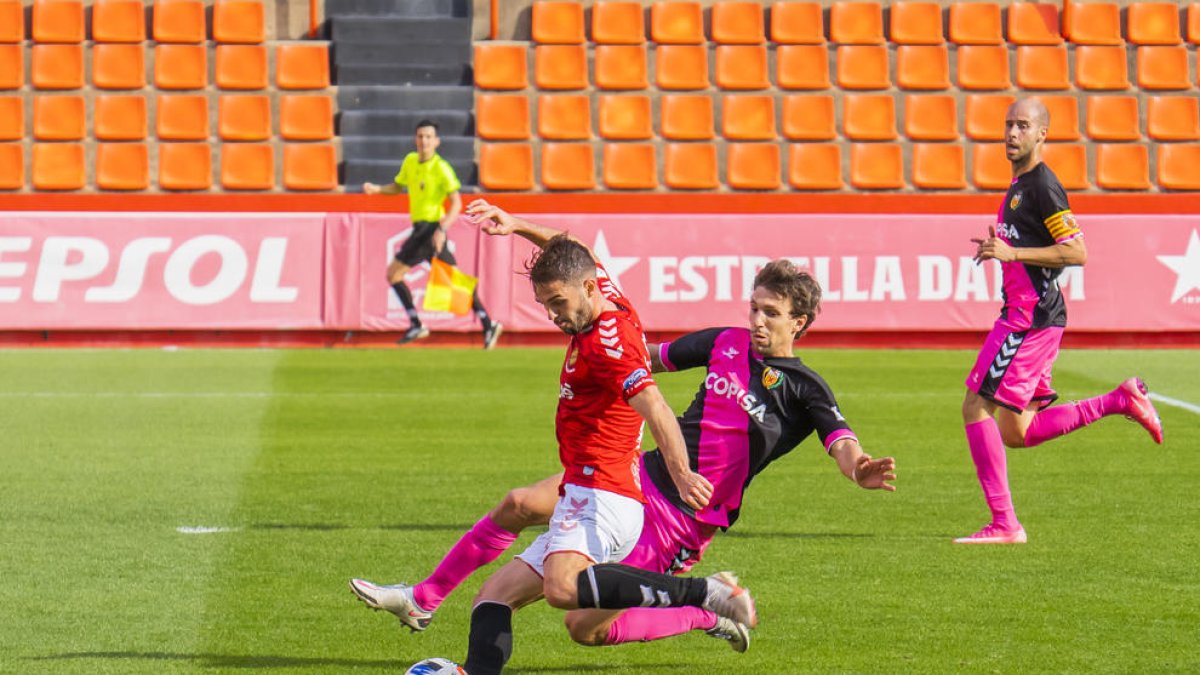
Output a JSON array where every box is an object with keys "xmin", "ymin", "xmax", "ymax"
[{"xmin": 424, "ymin": 258, "xmax": 478, "ymax": 315}]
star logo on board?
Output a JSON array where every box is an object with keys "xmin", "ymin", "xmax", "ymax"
[
  {"xmin": 1156, "ymin": 229, "xmax": 1200, "ymax": 304},
  {"xmin": 592, "ymin": 231, "xmax": 639, "ymax": 292}
]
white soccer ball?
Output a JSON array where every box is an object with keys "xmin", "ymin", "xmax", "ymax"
[{"xmin": 404, "ymin": 657, "xmax": 466, "ymax": 675}]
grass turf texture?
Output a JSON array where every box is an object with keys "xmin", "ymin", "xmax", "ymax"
[{"xmin": 1, "ymin": 347, "xmax": 1197, "ymax": 674}]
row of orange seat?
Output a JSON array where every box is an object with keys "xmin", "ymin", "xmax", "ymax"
[
  {"xmin": 0, "ymin": 0, "xmax": 266, "ymax": 44},
  {"xmin": 0, "ymin": 43, "xmax": 330, "ymax": 90},
  {"xmin": 530, "ymin": 1, "xmax": 1200, "ymax": 48},
  {"xmin": 0, "ymin": 142, "xmax": 337, "ymax": 191},
  {"xmin": 477, "ymin": 93, "xmax": 1200, "ymax": 144},
  {"xmin": 477, "ymin": 141, "xmax": 1200, "ymax": 192}
]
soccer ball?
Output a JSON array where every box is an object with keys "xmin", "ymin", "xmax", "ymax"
[{"xmin": 404, "ymin": 657, "xmax": 466, "ymax": 675}]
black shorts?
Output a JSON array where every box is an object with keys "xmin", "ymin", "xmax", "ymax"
[{"xmin": 394, "ymin": 221, "xmax": 457, "ymax": 267}]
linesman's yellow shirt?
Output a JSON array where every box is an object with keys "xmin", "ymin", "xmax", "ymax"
[{"xmin": 393, "ymin": 152, "xmax": 461, "ymax": 222}]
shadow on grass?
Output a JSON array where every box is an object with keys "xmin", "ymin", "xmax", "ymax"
[
  {"xmin": 510, "ymin": 666, "xmax": 681, "ymax": 673},
  {"xmin": 722, "ymin": 530, "xmax": 874, "ymax": 540},
  {"xmin": 242, "ymin": 523, "xmax": 474, "ymax": 533},
  {"xmin": 26, "ymin": 651, "xmax": 398, "ymax": 669}
]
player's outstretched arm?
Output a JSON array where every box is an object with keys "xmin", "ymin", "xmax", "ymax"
[
  {"xmin": 971, "ymin": 225, "xmax": 1087, "ymax": 268},
  {"xmin": 465, "ymin": 199, "xmax": 594, "ymax": 257},
  {"xmin": 830, "ymin": 438, "xmax": 897, "ymax": 492},
  {"xmin": 628, "ymin": 386, "xmax": 713, "ymax": 510}
]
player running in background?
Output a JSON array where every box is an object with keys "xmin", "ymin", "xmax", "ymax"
[
  {"xmin": 957, "ymin": 97, "xmax": 1163, "ymax": 545},
  {"xmin": 355, "ymin": 201, "xmax": 756, "ymax": 675},
  {"xmin": 351, "ymin": 234, "xmax": 896, "ymax": 653},
  {"xmin": 363, "ymin": 120, "xmax": 501, "ymax": 348}
]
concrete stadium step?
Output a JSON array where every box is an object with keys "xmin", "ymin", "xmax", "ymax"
[
  {"xmin": 339, "ymin": 110, "xmax": 473, "ymax": 136},
  {"xmin": 343, "ymin": 159, "xmax": 478, "ymax": 191},
  {"xmin": 334, "ymin": 42, "xmax": 471, "ymax": 66},
  {"xmin": 336, "ymin": 63, "xmax": 471, "ymax": 86},
  {"xmin": 342, "ymin": 136, "xmax": 475, "ymax": 161},
  {"xmin": 324, "ymin": 0, "xmax": 468, "ymax": 18},
  {"xmin": 331, "ymin": 16, "xmax": 471, "ymax": 44},
  {"xmin": 338, "ymin": 85, "xmax": 473, "ymax": 111}
]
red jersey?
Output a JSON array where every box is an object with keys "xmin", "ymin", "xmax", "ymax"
[{"xmin": 556, "ymin": 265, "xmax": 655, "ymax": 502}]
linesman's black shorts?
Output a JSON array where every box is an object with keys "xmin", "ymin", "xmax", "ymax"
[{"xmin": 394, "ymin": 221, "xmax": 457, "ymax": 267}]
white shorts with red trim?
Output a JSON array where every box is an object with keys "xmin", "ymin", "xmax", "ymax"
[{"xmin": 515, "ymin": 483, "xmax": 644, "ymax": 577}]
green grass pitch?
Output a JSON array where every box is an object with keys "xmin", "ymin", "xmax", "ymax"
[{"xmin": 1, "ymin": 346, "xmax": 1197, "ymax": 674}]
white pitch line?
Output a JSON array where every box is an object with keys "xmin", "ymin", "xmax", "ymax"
[
  {"xmin": 1149, "ymin": 392, "xmax": 1200, "ymax": 416},
  {"xmin": 0, "ymin": 391, "xmax": 419, "ymax": 398},
  {"xmin": 176, "ymin": 526, "xmax": 241, "ymax": 534}
]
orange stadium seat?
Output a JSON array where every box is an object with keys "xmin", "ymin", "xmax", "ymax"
[
  {"xmin": 1190, "ymin": 4, "xmax": 1200, "ymax": 45},
  {"xmin": 598, "ymin": 95, "xmax": 652, "ymax": 140},
  {"xmin": 0, "ymin": 143, "xmax": 21, "ymax": 189},
  {"xmin": 94, "ymin": 95, "xmax": 147, "ymax": 140},
  {"xmin": 33, "ymin": 96, "xmax": 85, "ymax": 140},
  {"xmin": 1157, "ymin": 143, "xmax": 1200, "ymax": 190},
  {"xmin": 535, "ymin": 45, "xmax": 587, "ymax": 90},
  {"xmin": 216, "ymin": 45, "xmax": 268, "ymax": 90},
  {"xmin": 479, "ymin": 143, "xmax": 534, "ymax": 190},
  {"xmin": 283, "ymin": 143, "xmax": 338, "ymax": 191},
  {"xmin": 594, "ymin": 45, "xmax": 648, "ymax": 90},
  {"xmin": 770, "ymin": 2, "xmax": 824, "ymax": 44},
  {"xmin": 1007, "ymin": 2, "xmax": 1063, "ymax": 45},
  {"xmin": 655, "ymin": 45, "xmax": 709, "ymax": 90},
  {"xmin": 1075, "ymin": 45, "xmax": 1130, "ymax": 90},
  {"xmin": 532, "ymin": 1, "xmax": 585, "ymax": 44},
  {"xmin": 96, "ymin": 143, "xmax": 149, "ymax": 191},
  {"xmin": 1085, "ymin": 95, "xmax": 1141, "ymax": 140},
  {"xmin": 592, "ymin": 2, "xmax": 645, "ymax": 44},
  {"xmin": 32, "ymin": 0, "xmax": 84, "ymax": 42},
  {"xmin": 156, "ymin": 95, "xmax": 209, "ymax": 140},
  {"xmin": 0, "ymin": 96, "xmax": 22, "ymax": 140},
  {"xmin": 475, "ymin": 94, "xmax": 530, "ymax": 140},
  {"xmin": 850, "ymin": 143, "xmax": 903, "ymax": 189},
  {"xmin": 891, "ymin": 2, "xmax": 943, "ymax": 45},
  {"xmin": 904, "ymin": 94, "xmax": 958, "ymax": 140},
  {"xmin": 721, "ymin": 95, "xmax": 776, "ymax": 140},
  {"xmin": 474, "ymin": 44, "xmax": 528, "ymax": 90},
  {"xmin": 1127, "ymin": 3, "xmax": 1182, "ymax": 46},
  {"xmin": 541, "ymin": 142, "xmax": 595, "ymax": 190},
  {"xmin": 715, "ymin": 46, "xmax": 769, "ymax": 90},
  {"xmin": 1016, "ymin": 45, "xmax": 1069, "ymax": 90},
  {"xmin": 1095, "ymin": 143, "xmax": 1150, "ymax": 190},
  {"xmin": 1147, "ymin": 95, "xmax": 1200, "ymax": 141},
  {"xmin": 154, "ymin": 0, "xmax": 206, "ymax": 43},
  {"xmin": 956, "ymin": 45, "xmax": 1010, "ymax": 90},
  {"xmin": 1041, "ymin": 143, "xmax": 1089, "ymax": 190},
  {"xmin": 660, "ymin": 94, "xmax": 713, "ymax": 140},
  {"xmin": 949, "ymin": 2, "xmax": 1002, "ymax": 45},
  {"xmin": 0, "ymin": 45, "xmax": 22, "ymax": 89},
  {"xmin": 603, "ymin": 143, "xmax": 658, "ymax": 189},
  {"xmin": 836, "ymin": 45, "xmax": 889, "ymax": 90},
  {"xmin": 93, "ymin": 44, "xmax": 146, "ymax": 90},
  {"xmin": 788, "ymin": 143, "xmax": 842, "ymax": 190},
  {"xmin": 842, "ymin": 93, "xmax": 896, "ymax": 141},
  {"xmin": 218, "ymin": 95, "xmax": 271, "ymax": 141},
  {"xmin": 782, "ymin": 95, "xmax": 836, "ymax": 140},
  {"xmin": 651, "ymin": 2, "xmax": 704, "ymax": 44},
  {"xmin": 213, "ymin": 0, "xmax": 266, "ymax": 44},
  {"xmin": 664, "ymin": 142, "xmax": 718, "ymax": 189},
  {"xmin": 1136, "ymin": 46, "xmax": 1190, "ymax": 90},
  {"xmin": 220, "ymin": 142, "xmax": 275, "ymax": 190},
  {"xmin": 776, "ymin": 45, "xmax": 830, "ymax": 90},
  {"xmin": 1039, "ymin": 95, "xmax": 1080, "ymax": 141},
  {"xmin": 32, "ymin": 143, "xmax": 85, "ymax": 190},
  {"xmin": 829, "ymin": 1, "xmax": 884, "ymax": 44},
  {"xmin": 279, "ymin": 95, "xmax": 334, "ymax": 141},
  {"xmin": 0, "ymin": 0, "xmax": 22, "ymax": 42},
  {"xmin": 537, "ymin": 95, "xmax": 591, "ymax": 140},
  {"xmin": 896, "ymin": 45, "xmax": 949, "ymax": 90},
  {"xmin": 154, "ymin": 44, "xmax": 208, "ymax": 90},
  {"xmin": 712, "ymin": 2, "xmax": 765, "ymax": 44},
  {"xmin": 158, "ymin": 142, "xmax": 212, "ymax": 190},
  {"xmin": 965, "ymin": 94, "xmax": 1015, "ymax": 141},
  {"xmin": 276, "ymin": 44, "xmax": 330, "ymax": 90},
  {"xmin": 93, "ymin": 0, "xmax": 147, "ymax": 42},
  {"xmin": 1065, "ymin": 1, "xmax": 1122, "ymax": 45},
  {"xmin": 727, "ymin": 143, "xmax": 781, "ymax": 190},
  {"xmin": 32, "ymin": 44, "xmax": 84, "ymax": 89},
  {"xmin": 911, "ymin": 143, "xmax": 966, "ymax": 189},
  {"xmin": 971, "ymin": 143, "xmax": 1010, "ymax": 190}
]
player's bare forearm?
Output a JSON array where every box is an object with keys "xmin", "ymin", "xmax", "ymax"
[
  {"xmin": 1010, "ymin": 237, "xmax": 1087, "ymax": 268},
  {"xmin": 629, "ymin": 386, "xmax": 712, "ymax": 509},
  {"xmin": 465, "ymin": 199, "xmax": 595, "ymax": 257},
  {"xmin": 830, "ymin": 438, "xmax": 897, "ymax": 492},
  {"xmin": 648, "ymin": 344, "xmax": 667, "ymax": 373}
]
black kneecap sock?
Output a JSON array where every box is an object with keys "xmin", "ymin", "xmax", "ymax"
[
  {"xmin": 576, "ymin": 563, "xmax": 708, "ymax": 610},
  {"xmin": 391, "ymin": 282, "xmax": 421, "ymax": 325},
  {"xmin": 464, "ymin": 601, "xmax": 512, "ymax": 675}
]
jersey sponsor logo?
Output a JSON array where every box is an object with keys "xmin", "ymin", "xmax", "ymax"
[
  {"xmin": 704, "ymin": 372, "xmax": 767, "ymax": 423},
  {"xmin": 1010, "ymin": 192, "xmax": 1022, "ymax": 210},
  {"xmin": 997, "ymin": 222, "xmax": 1020, "ymax": 241},
  {"xmin": 623, "ymin": 368, "xmax": 650, "ymax": 394},
  {"xmin": 559, "ymin": 383, "xmax": 575, "ymax": 400},
  {"xmin": 762, "ymin": 367, "xmax": 784, "ymax": 390}
]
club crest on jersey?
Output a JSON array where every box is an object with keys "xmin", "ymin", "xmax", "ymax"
[
  {"xmin": 566, "ymin": 347, "xmax": 579, "ymax": 372},
  {"xmin": 762, "ymin": 367, "xmax": 784, "ymax": 390},
  {"xmin": 1010, "ymin": 192, "xmax": 1022, "ymax": 210}
]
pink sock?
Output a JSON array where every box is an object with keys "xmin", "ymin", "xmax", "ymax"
[
  {"xmin": 965, "ymin": 418, "xmax": 1020, "ymax": 531},
  {"xmin": 1024, "ymin": 388, "xmax": 1127, "ymax": 447},
  {"xmin": 411, "ymin": 516, "xmax": 517, "ymax": 611},
  {"xmin": 605, "ymin": 607, "xmax": 717, "ymax": 644}
]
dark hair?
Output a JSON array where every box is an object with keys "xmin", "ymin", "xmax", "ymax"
[
  {"xmin": 526, "ymin": 235, "xmax": 596, "ymax": 287},
  {"xmin": 753, "ymin": 259, "xmax": 822, "ymax": 336},
  {"xmin": 415, "ymin": 119, "xmax": 439, "ymax": 133}
]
